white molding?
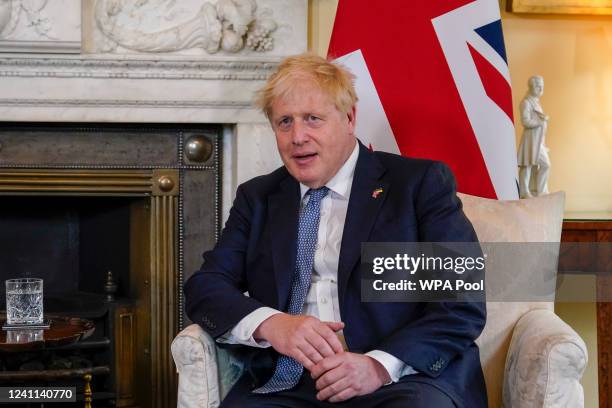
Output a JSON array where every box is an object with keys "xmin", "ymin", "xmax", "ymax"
[
  {"xmin": 0, "ymin": 98, "xmax": 252, "ymax": 108},
  {"xmin": 0, "ymin": 56, "xmax": 278, "ymax": 80},
  {"xmin": 0, "ymin": 40, "xmax": 81, "ymax": 54}
]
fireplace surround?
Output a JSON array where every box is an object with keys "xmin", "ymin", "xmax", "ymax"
[{"xmin": 0, "ymin": 122, "xmax": 222, "ymax": 407}]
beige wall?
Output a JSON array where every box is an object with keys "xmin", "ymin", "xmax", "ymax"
[
  {"xmin": 308, "ymin": 1, "xmax": 604, "ymax": 406},
  {"xmin": 502, "ymin": 6, "xmax": 612, "ymax": 213}
]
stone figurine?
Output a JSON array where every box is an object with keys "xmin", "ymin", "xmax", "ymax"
[{"xmin": 518, "ymin": 75, "xmax": 550, "ymax": 198}]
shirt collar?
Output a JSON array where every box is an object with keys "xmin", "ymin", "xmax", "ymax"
[{"xmin": 299, "ymin": 140, "xmax": 359, "ymax": 200}]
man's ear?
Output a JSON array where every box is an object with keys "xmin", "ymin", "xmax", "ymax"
[{"xmin": 347, "ymin": 106, "xmax": 357, "ymax": 134}]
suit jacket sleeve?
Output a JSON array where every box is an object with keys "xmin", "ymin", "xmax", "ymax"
[
  {"xmin": 377, "ymin": 161, "xmax": 486, "ymax": 378},
  {"xmin": 184, "ymin": 184, "xmax": 267, "ymax": 338}
]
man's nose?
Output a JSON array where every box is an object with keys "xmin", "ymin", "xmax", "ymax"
[{"xmin": 291, "ymin": 120, "xmax": 308, "ymax": 145}]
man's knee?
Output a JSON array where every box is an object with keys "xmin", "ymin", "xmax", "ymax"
[{"xmin": 369, "ymin": 381, "xmax": 456, "ymax": 408}]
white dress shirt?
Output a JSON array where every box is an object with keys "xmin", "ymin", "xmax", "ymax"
[{"xmin": 218, "ymin": 141, "xmax": 416, "ymax": 382}]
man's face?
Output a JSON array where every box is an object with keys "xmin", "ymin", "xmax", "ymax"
[{"xmin": 270, "ymin": 81, "xmax": 356, "ymax": 189}]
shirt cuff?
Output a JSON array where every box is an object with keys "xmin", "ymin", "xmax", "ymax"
[
  {"xmin": 216, "ymin": 307, "xmax": 282, "ymax": 348},
  {"xmin": 365, "ymin": 350, "xmax": 418, "ymax": 384}
]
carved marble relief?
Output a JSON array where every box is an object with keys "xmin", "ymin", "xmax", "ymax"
[
  {"xmin": 0, "ymin": 0, "xmax": 81, "ymax": 53},
  {"xmin": 93, "ymin": 0, "xmax": 279, "ymax": 54}
]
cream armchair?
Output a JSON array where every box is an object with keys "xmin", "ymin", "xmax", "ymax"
[{"xmin": 172, "ymin": 192, "xmax": 588, "ymax": 408}]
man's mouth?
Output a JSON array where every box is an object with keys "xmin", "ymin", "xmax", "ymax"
[{"xmin": 293, "ymin": 152, "xmax": 318, "ymax": 165}]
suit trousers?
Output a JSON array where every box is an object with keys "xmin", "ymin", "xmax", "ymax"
[{"xmin": 219, "ymin": 372, "xmax": 456, "ymax": 408}]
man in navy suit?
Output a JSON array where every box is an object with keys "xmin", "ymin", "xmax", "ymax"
[{"xmin": 185, "ymin": 53, "xmax": 487, "ymax": 407}]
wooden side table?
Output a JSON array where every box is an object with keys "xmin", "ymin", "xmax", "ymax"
[
  {"xmin": 0, "ymin": 316, "xmax": 94, "ymax": 351},
  {"xmin": 0, "ymin": 316, "xmax": 103, "ymax": 408},
  {"xmin": 561, "ymin": 215, "xmax": 612, "ymax": 408}
]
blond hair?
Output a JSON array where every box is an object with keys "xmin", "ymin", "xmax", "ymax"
[{"xmin": 255, "ymin": 53, "xmax": 358, "ymax": 118}]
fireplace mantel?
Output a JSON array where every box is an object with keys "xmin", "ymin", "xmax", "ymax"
[
  {"xmin": 0, "ymin": 0, "xmax": 304, "ymax": 191},
  {"xmin": 0, "ymin": 0, "xmax": 306, "ymax": 123},
  {"xmin": 0, "ymin": 55, "xmax": 280, "ymax": 123},
  {"xmin": 0, "ymin": 0, "xmax": 302, "ymax": 254}
]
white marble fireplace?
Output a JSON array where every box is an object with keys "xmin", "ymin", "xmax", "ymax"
[
  {"xmin": 0, "ymin": 0, "xmax": 307, "ymax": 217},
  {"xmin": 0, "ymin": 1, "xmax": 306, "ymax": 406}
]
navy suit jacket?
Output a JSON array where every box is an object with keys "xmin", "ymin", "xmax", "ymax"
[{"xmin": 185, "ymin": 142, "xmax": 487, "ymax": 407}]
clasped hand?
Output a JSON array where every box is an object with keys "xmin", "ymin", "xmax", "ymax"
[{"xmin": 254, "ymin": 314, "xmax": 390, "ymax": 402}]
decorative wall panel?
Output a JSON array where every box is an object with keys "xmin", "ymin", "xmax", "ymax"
[{"xmin": 0, "ymin": 0, "xmax": 81, "ymax": 53}]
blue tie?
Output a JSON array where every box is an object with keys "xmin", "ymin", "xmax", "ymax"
[{"xmin": 253, "ymin": 187, "xmax": 330, "ymax": 394}]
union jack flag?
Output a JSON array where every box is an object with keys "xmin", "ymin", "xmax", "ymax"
[{"xmin": 329, "ymin": 0, "xmax": 518, "ymax": 199}]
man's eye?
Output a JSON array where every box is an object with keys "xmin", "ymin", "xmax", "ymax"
[
  {"xmin": 306, "ymin": 115, "xmax": 321, "ymax": 123},
  {"xmin": 277, "ymin": 117, "xmax": 292, "ymax": 129}
]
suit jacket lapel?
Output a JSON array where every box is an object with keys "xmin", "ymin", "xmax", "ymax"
[
  {"xmin": 268, "ymin": 174, "xmax": 300, "ymax": 311},
  {"xmin": 338, "ymin": 143, "xmax": 388, "ymax": 307}
]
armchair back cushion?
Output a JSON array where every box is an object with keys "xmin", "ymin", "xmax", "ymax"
[{"xmin": 457, "ymin": 192, "xmax": 565, "ymax": 406}]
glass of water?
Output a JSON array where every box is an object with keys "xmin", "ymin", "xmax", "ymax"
[{"xmin": 5, "ymin": 278, "xmax": 44, "ymax": 325}]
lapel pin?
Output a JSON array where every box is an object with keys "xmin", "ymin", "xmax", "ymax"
[{"xmin": 372, "ymin": 188, "xmax": 384, "ymax": 199}]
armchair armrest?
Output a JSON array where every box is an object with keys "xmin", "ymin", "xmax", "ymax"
[
  {"xmin": 171, "ymin": 324, "xmax": 245, "ymax": 408},
  {"xmin": 503, "ymin": 309, "xmax": 588, "ymax": 408}
]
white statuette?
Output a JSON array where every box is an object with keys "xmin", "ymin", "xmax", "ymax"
[{"xmin": 518, "ymin": 75, "xmax": 551, "ymax": 199}]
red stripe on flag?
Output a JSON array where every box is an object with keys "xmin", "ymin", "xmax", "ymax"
[
  {"xmin": 468, "ymin": 44, "xmax": 514, "ymax": 122},
  {"xmin": 329, "ymin": 0, "xmax": 497, "ymax": 198}
]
